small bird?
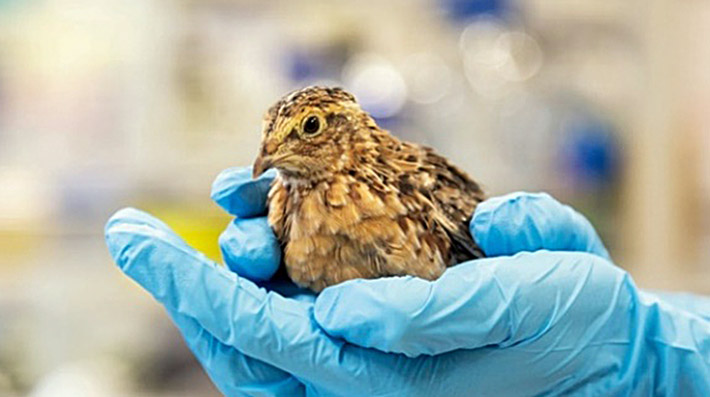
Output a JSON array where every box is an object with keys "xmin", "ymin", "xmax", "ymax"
[{"xmin": 252, "ymin": 86, "xmax": 486, "ymax": 292}]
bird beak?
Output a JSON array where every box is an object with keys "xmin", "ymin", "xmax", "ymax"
[{"xmin": 252, "ymin": 154, "xmax": 273, "ymax": 179}]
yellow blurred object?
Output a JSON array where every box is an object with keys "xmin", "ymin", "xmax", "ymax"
[
  {"xmin": 0, "ymin": 168, "xmax": 53, "ymax": 269},
  {"xmin": 142, "ymin": 202, "xmax": 228, "ymax": 263},
  {"xmin": 0, "ymin": 229, "xmax": 42, "ymax": 262}
]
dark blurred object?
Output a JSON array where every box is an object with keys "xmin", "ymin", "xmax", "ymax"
[
  {"xmin": 286, "ymin": 42, "xmax": 351, "ymax": 83},
  {"xmin": 559, "ymin": 112, "xmax": 621, "ymax": 191},
  {"xmin": 440, "ymin": 0, "xmax": 510, "ymax": 20}
]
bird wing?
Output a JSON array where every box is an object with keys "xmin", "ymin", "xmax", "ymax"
[{"xmin": 420, "ymin": 148, "xmax": 486, "ymax": 262}]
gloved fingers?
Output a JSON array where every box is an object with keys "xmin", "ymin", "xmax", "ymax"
[
  {"xmin": 314, "ymin": 250, "xmax": 631, "ymax": 358},
  {"xmin": 105, "ymin": 207, "xmax": 190, "ymax": 250},
  {"xmin": 218, "ymin": 216, "xmax": 315, "ymax": 300},
  {"xmin": 642, "ymin": 290, "xmax": 710, "ymax": 321},
  {"xmin": 165, "ymin": 308, "xmax": 305, "ymax": 397},
  {"xmin": 211, "ymin": 167, "xmax": 277, "ymax": 218},
  {"xmin": 471, "ymin": 192, "xmax": 611, "ymax": 260},
  {"xmin": 105, "ymin": 208, "xmax": 380, "ymax": 390},
  {"xmin": 219, "ymin": 216, "xmax": 281, "ymax": 282}
]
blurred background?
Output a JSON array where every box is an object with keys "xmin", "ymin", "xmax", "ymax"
[{"xmin": 0, "ymin": 0, "xmax": 709, "ymax": 395}]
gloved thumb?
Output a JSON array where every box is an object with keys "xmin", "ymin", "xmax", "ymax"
[{"xmin": 471, "ymin": 192, "xmax": 610, "ymax": 260}]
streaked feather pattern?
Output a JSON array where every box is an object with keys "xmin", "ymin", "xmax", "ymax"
[{"xmin": 254, "ymin": 86, "xmax": 485, "ymax": 292}]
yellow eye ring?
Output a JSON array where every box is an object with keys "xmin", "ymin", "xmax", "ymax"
[{"xmin": 300, "ymin": 114, "xmax": 325, "ymax": 137}]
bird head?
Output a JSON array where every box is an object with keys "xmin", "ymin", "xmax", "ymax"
[{"xmin": 252, "ymin": 86, "xmax": 370, "ymax": 180}]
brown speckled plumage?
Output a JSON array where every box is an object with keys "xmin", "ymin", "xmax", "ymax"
[{"xmin": 252, "ymin": 86, "xmax": 485, "ymax": 292}]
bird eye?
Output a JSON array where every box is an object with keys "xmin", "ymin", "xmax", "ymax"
[{"xmin": 302, "ymin": 115, "xmax": 321, "ymax": 135}]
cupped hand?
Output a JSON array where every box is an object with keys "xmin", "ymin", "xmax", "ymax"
[{"xmin": 105, "ymin": 167, "xmax": 710, "ymax": 396}]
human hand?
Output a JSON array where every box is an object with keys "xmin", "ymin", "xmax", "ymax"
[
  {"xmin": 105, "ymin": 167, "xmax": 710, "ymax": 396},
  {"xmin": 210, "ymin": 167, "xmax": 314, "ymax": 302},
  {"xmin": 314, "ymin": 191, "xmax": 710, "ymax": 395}
]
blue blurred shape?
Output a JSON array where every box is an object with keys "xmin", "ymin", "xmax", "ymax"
[
  {"xmin": 440, "ymin": 0, "xmax": 508, "ymax": 20},
  {"xmin": 561, "ymin": 116, "xmax": 621, "ymax": 188},
  {"xmin": 287, "ymin": 49, "xmax": 326, "ymax": 82},
  {"xmin": 285, "ymin": 45, "xmax": 348, "ymax": 83}
]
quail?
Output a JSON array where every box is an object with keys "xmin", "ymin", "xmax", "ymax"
[{"xmin": 252, "ymin": 86, "xmax": 486, "ymax": 292}]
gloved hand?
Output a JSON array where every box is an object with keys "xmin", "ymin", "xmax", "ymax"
[{"xmin": 105, "ymin": 167, "xmax": 710, "ymax": 396}]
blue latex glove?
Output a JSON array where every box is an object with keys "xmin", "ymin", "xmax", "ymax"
[{"xmin": 105, "ymin": 167, "xmax": 710, "ymax": 396}]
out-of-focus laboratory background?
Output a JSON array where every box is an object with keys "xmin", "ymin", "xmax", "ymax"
[{"xmin": 1, "ymin": 0, "xmax": 709, "ymax": 395}]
